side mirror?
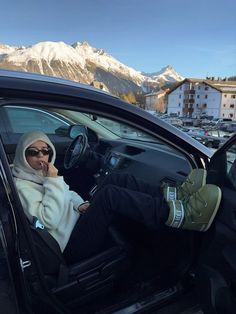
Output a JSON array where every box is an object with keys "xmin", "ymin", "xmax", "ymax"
[
  {"xmin": 55, "ymin": 125, "xmax": 70, "ymax": 136},
  {"xmin": 69, "ymin": 125, "xmax": 88, "ymax": 139}
]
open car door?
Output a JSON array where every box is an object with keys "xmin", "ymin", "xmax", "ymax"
[{"xmin": 196, "ymin": 133, "xmax": 236, "ymax": 314}]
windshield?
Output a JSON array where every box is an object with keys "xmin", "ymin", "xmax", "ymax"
[
  {"xmin": 52, "ymin": 109, "xmax": 159, "ymax": 142},
  {"xmin": 90, "ymin": 115, "xmax": 158, "ymax": 142}
]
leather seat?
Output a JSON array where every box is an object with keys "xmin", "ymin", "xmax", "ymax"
[{"xmin": 30, "ymin": 222, "xmax": 131, "ymax": 306}]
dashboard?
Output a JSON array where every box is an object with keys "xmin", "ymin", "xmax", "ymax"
[{"xmin": 93, "ymin": 139, "xmax": 192, "ymax": 188}]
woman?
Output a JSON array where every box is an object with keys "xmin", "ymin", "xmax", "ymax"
[{"xmin": 12, "ymin": 131, "xmax": 222, "ymax": 264}]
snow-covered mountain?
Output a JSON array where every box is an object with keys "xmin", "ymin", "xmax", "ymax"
[
  {"xmin": 143, "ymin": 66, "xmax": 184, "ymax": 83},
  {"xmin": 0, "ymin": 41, "xmax": 184, "ymax": 95}
]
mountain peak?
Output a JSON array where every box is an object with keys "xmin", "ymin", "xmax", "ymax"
[
  {"xmin": 161, "ymin": 65, "xmax": 173, "ymax": 71},
  {"xmin": 81, "ymin": 41, "xmax": 90, "ymax": 47},
  {"xmin": 72, "ymin": 41, "xmax": 93, "ymax": 49},
  {"xmin": 3, "ymin": 41, "xmax": 86, "ymax": 68},
  {"xmin": 143, "ymin": 65, "xmax": 184, "ymax": 82}
]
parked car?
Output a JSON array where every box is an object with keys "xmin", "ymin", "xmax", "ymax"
[
  {"xmin": 1, "ymin": 69, "xmax": 236, "ymax": 314},
  {"xmin": 178, "ymin": 128, "xmax": 230, "ymax": 149},
  {"xmin": 179, "ymin": 127, "xmax": 206, "ymax": 136},
  {"xmin": 190, "ymin": 134, "xmax": 223, "ymax": 149},
  {"xmin": 215, "ymin": 119, "xmax": 233, "ymax": 131},
  {"xmin": 225, "ymin": 123, "xmax": 236, "ymax": 133},
  {"xmin": 178, "ymin": 127, "xmax": 220, "ymax": 148},
  {"xmin": 206, "ymin": 129, "xmax": 231, "ymax": 139}
]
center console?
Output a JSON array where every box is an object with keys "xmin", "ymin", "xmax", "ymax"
[{"xmin": 88, "ymin": 152, "xmax": 124, "ymax": 197}]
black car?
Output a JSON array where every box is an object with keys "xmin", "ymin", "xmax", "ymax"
[{"xmin": 0, "ymin": 69, "xmax": 236, "ymax": 314}]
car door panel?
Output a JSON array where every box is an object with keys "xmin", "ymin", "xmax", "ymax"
[{"xmin": 197, "ymin": 135, "xmax": 236, "ymax": 313}]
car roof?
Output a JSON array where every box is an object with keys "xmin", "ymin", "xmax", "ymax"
[{"xmin": 0, "ymin": 68, "xmax": 117, "ymax": 98}]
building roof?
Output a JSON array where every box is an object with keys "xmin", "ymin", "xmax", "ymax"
[{"xmin": 167, "ymin": 78, "xmax": 236, "ymax": 94}]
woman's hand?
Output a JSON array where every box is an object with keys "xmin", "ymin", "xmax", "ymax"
[
  {"xmin": 78, "ymin": 202, "xmax": 90, "ymax": 213},
  {"xmin": 40, "ymin": 161, "xmax": 58, "ymax": 177}
]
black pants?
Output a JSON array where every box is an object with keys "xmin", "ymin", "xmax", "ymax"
[{"xmin": 63, "ymin": 172, "xmax": 169, "ymax": 264}]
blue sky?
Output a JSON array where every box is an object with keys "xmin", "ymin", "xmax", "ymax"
[{"xmin": 1, "ymin": 0, "xmax": 236, "ymax": 78}]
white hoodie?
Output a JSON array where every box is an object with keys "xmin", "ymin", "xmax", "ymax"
[{"xmin": 12, "ymin": 131, "xmax": 84, "ymax": 252}]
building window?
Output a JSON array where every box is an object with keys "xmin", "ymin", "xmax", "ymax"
[
  {"xmin": 179, "ymin": 103, "xmax": 181, "ymax": 107},
  {"xmin": 179, "ymin": 86, "xmax": 182, "ymax": 90},
  {"xmin": 231, "ymin": 95, "xmax": 236, "ymax": 99},
  {"xmin": 205, "ymin": 86, "xmax": 209, "ymax": 91},
  {"xmin": 197, "ymin": 95, "xmax": 200, "ymax": 98},
  {"xmin": 196, "ymin": 104, "xmax": 199, "ymax": 108},
  {"xmin": 224, "ymin": 94, "xmax": 227, "ymax": 98},
  {"xmin": 205, "ymin": 95, "xmax": 208, "ymax": 99},
  {"xmin": 230, "ymin": 104, "xmax": 234, "ymax": 108},
  {"xmin": 198, "ymin": 86, "xmax": 201, "ymax": 90},
  {"xmin": 224, "ymin": 104, "xmax": 226, "ymax": 107},
  {"xmin": 223, "ymin": 113, "xmax": 225, "ymax": 117},
  {"xmin": 230, "ymin": 113, "xmax": 233, "ymax": 118},
  {"xmin": 179, "ymin": 95, "xmax": 181, "ymax": 99}
]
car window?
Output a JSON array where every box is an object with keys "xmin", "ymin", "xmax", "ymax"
[
  {"xmin": 226, "ymin": 142, "xmax": 236, "ymax": 190},
  {"xmin": 4, "ymin": 106, "xmax": 70, "ymax": 134},
  {"xmin": 90, "ymin": 116, "xmax": 159, "ymax": 142},
  {"xmin": 55, "ymin": 111, "xmax": 160, "ymax": 142},
  {"xmin": 1, "ymin": 100, "xmax": 204, "ymax": 175}
]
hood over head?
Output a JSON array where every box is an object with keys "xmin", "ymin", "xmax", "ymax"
[{"xmin": 12, "ymin": 131, "xmax": 56, "ymax": 183}]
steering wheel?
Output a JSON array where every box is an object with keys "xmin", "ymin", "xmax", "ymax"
[{"xmin": 64, "ymin": 133, "xmax": 89, "ymax": 170}]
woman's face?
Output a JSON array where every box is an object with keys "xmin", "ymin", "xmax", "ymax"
[{"xmin": 25, "ymin": 140, "xmax": 50, "ymax": 170}]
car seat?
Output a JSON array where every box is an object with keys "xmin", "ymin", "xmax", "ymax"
[{"xmin": 29, "ymin": 218, "xmax": 131, "ymax": 307}]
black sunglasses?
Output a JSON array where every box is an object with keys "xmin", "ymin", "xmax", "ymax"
[{"xmin": 26, "ymin": 147, "xmax": 52, "ymax": 157}]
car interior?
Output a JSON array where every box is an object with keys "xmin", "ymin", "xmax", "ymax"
[{"xmin": 1, "ymin": 101, "xmax": 236, "ymax": 313}]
